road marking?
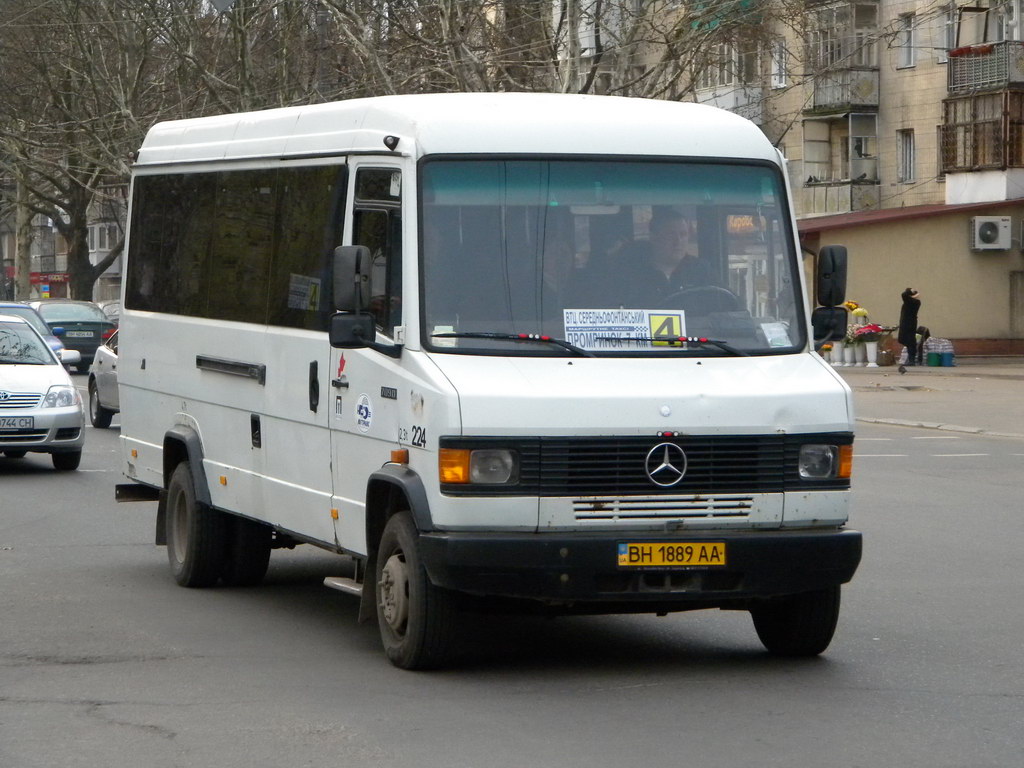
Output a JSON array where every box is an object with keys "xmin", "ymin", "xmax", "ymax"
[
  {"xmin": 931, "ymin": 453, "xmax": 988, "ymax": 457},
  {"xmin": 854, "ymin": 454, "xmax": 908, "ymax": 457},
  {"xmin": 912, "ymin": 436, "xmax": 961, "ymax": 440}
]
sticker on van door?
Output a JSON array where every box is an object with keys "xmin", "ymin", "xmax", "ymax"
[{"xmin": 355, "ymin": 393, "xmax": 373, "ymax": 433}]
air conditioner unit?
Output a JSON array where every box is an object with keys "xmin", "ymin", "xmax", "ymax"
[{"xmin": 970, "ymin": 216, "xmax": 1011, "ymax": 251}]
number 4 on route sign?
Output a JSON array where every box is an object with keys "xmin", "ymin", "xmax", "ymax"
[{"xmin": 649, "ymin": 313, "xmax": 683, "ymax": 345}]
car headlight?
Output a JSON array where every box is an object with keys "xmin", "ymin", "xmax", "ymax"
[
  {"xmin": 42, "ymin": 385, "xmax": 82, "ymax": 409},
  {"xmin": 798, "ymin": 444, "xmax": 852, "ymax": 479},
  {"xmin": 439, "ymin": 448, "xmax": 519, "ymax": 484}
]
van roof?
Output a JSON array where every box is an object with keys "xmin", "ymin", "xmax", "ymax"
[{"xmin": 135, "ymin": 92, "xmax": 779, "ymax": 168}]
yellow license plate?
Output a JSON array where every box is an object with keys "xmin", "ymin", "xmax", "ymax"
[{"xmin": 617, "ymin": 542, "xmax": 726, "ymax": 568}]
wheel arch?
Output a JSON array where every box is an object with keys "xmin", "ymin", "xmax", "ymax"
[
  {"xmin": 155, "ymin": 425, "xmax": 212, "ymax": 546},
  {"xmin": 357, "ymin": 464, "xmax": 434, "ymax": 623}
]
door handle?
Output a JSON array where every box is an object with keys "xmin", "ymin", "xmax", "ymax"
[{"xmin": 309, "ymin": 361, "xmax": 320, "ymax": 412}]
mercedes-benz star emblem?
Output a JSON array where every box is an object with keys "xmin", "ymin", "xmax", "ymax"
[{"xmin": 645, "ymin": 442, "xmax": 688, "ymax": 487}]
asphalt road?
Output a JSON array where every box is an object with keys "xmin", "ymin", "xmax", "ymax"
[{"xmin": 2, "ymin": 393, "xmax": 1022, "ymax": 767}]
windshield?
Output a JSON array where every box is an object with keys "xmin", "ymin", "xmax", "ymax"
[
  {"xmin": 0, "ymin": 320, "xmax": 55, "ymax": 365},
  {"xmin": 420, "ymin": 159, "xmax": 804, "ymax": 355},
  {"xmin": 0, "ymin": 306, "xmax": 50, "ymax": 337},
  {"xmin": 37, "ymin": 302, "xmax": 108, "ymax": 323}
]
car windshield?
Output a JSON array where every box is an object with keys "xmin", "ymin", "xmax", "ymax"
[
  {"xmin": 0, "ymin": 306, "xmax": 51, "ymax": 337},
  {"xmin": 420, "ymin": 159, "xmax": 804, "ymax": 355},
  {"xmin": 37, "ymin": 302, "xmax": 107, "ymax": 323},
  {"xmin": 0, "ymin": 319, "xmax": 55, "ymax": 365}
]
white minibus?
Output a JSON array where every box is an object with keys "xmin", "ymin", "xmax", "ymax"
[{"xmin": 117, "ymin": 93, "xmax": 859, "ymax": 669}]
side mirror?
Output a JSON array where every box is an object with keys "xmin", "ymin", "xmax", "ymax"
[
  {"xmin": 333, "ymin": 245, "xmax": 372, "ymax": 312},
  {"xmin": 811, "ymin": 306, "xmax": 849, "ymax": 348},
  {"xmin": 59, "ymin": 348, "xmax": 82, "ymax": 367},
  {"xmin": 816, "ymin": 245, "xmax": 848, "ymax": 308},
  {"xmin": 329, "ymin": 312, "xmax": 376, "ymax": 349}
]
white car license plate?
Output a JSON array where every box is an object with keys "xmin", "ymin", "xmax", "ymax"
[
  {"xmin": 0, "ymin": 416, "xmax": 34, "ymax": 430},
  {"xmin": 65, "ymin": 331, "xmax": 94, "ymax": 338}
]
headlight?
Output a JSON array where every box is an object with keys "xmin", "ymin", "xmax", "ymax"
[
  {"xmin": 439, "ymin": 448, "xmax": 519, "ymax": 484},
  {"xmin": 798, "ymin": 444, "xmax": 852, "ymax": 479},
  {"xmin": 42, "ymin": 385, "xmax": 81, "ymax": 409}
]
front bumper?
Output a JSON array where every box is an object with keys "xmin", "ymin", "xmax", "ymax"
[
  {"xmin": 0, "ymin": 407, "xmax": 85, "ymax": 452},
  {"xmin": 418, "ymin": 528, "xmax": 861, "ymax": 610}
]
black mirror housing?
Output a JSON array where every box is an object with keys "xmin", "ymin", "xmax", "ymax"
[
  {"xmin": 816, "ymin": 245, "xmax": 848, "ymax": 308},
  {"xmin": 811, "ymin": 306, "xmax": 849, "ymax": 348},
  {"xmin": 329, "ymin": 312, "xmax": 376, "ymax": 349},
  {"xmin": 333, "ymin": 245, "xmax": 372, "ymax": 312}
]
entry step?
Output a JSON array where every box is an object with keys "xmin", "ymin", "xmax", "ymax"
[{"xmin": 323, "ymin": 576, "xmax": 363, "ymax": 596}]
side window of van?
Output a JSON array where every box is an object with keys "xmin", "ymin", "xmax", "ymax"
[{"xmin": 352, "ymin": 168, "xmax": 402, "ymax": 337}]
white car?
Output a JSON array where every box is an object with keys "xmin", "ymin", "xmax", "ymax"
[
  {"xmin": 0, "ymin": 313, "xmax": 85, "ymax": 470},
  {"xmin": 87, "ymin": 330, "xmax": 119, "ymax": 429}
]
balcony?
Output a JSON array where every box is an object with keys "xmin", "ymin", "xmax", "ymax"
[
  {"xmin": 695, "ymin": 85, "xmax": 763, "ymax": 125},
  {"xmin": 947, "ymin": 41, "xmax": 1024, "ymax": 94},
  {"xmin": 940, "ymin": 91, "xmax": 1024, "ymax": 172},
  {"xmin": 798, "ymin": 180, "xmax": 879, "ymax": 217},
  {"xmin": 806, "ymin": 68, "xmax": 878, "ymax": 114}
]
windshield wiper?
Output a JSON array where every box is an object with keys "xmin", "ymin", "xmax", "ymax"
[
  {"xmin": 432, "ymin": 331, "xmax": 595, "ymax": 357},
  {"xmin": 597, "ymin": 336, "xmax": 749, "ymax": 357}
]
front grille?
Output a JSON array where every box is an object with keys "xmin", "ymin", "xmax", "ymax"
[
  {"xmin": 441, "ymin": 434, "xmax": 852, "ymax": 496},
  {"xmin": 573, "ymin": 494, "xmax": 753, "ymax": 522},
  {"xmin": 0, "ymin": 392, "xmax": 43, "ymax": 409},
  {"xmin": 0, "ymin": 430, "xmax": 49, "ymax": 444}
]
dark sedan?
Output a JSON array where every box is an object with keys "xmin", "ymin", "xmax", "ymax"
[{"xmin": 28, "ymin": 300, "xmax": 116, "ymax": 372}]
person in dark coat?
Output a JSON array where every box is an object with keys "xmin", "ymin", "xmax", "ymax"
[{"xmin": 898, "ymin": 288, "xmax": 921, "ymax": 365}]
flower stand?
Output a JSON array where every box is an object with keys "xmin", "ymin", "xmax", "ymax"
[
  {"xmin": 843, "ymin": 344, "xmax": 856, "ymax": 366},
  {"xmin": 831, "ymin": 340, "xmax": 845, "ymax": 366},
  {"xmin": 865, "ymin": 340, "xmax": 879, "ymax": 367},
  {"xmin": 855, "ymin": 343, "xmax": 867, "ymax": 366}
]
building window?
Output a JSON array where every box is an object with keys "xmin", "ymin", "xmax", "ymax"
[
  {"xmin": 898, "ymin": 14, "xmax": 916, "ymax": 68},
  {"xmin": 771, "ymin": 39, "xmax": 787, "ymax": 89},
  {"xmin": 898, "ymin": 129, "xmax": 915, "ymax": 182},
  {"xmin": 937, "ymin": 2, "xmax": 956, "ymax": 63}
]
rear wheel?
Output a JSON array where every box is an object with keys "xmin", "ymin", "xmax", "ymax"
[
  {"xmin": 220, "ymin": 516, "xmax": 272, "ymax": 586},
  {"xmin": 52, "ymin": 450, "xmax": 82, "ymax": 471},
  {"xmin": 751, "ymin": 586, "xmax": 841, "ymax": 657},
  {"xmin": 375, "ymin": 511, "xmax": 458, "ymax": 669},
  {"xmin": 88, "ymin": 378, "xmax": 114, "ymax": 429},
  {"xmin": 165, "ymin": 461, "xmax": 226, "ymax": 587}
]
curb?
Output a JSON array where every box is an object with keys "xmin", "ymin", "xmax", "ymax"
[{"xmin": 856, "ymin": 416, "xmax": 1024, "ymax": 440}]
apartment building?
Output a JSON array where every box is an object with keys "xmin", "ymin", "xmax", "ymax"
[{"xmin": 687, "ymin": 0, "xmax": 1024, "ymax": 350}]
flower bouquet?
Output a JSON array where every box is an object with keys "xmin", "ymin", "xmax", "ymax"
[{"xmin": 853, "ymin": 323, "xmax": 885, "ymax": 342}]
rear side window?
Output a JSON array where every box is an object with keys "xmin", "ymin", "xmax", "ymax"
[{"xmin": 125, "ymin": 165, "xmax": 347, "ymax": 329}]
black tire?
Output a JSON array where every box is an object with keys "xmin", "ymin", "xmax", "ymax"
[
  {"xmin": 165, "ymin": 461, "xmax": 226, "ymax": 588},
  {"xmin": 88, "ymin": 378, "xmax": 114, "ymax": 429},
  {"xmin": 220, "ymin": 516, "xmax": 272, "ymax": 587},
  {"xmin": 4, "ymin": 450, "xmax": 27, "ymax": 458},
  {"xmin": 751, "ymin": 586, "xmax": 841, "ymax": 657},
  {"xmin": 375, "ymin": 511, "xmax": 458, "ymax": 670},
  {"xmin": 52, "ymin": 450, "xmax": 82, "ymax": 471}
]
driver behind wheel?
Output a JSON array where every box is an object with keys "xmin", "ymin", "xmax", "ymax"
[{"xmin": 622, "ymin": 207, "xmax": 714, "ymax": 307}]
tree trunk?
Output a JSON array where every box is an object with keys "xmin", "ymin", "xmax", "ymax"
[{"xmin": 15, "ymin": 170, "xmax": 33, "ymax": 300}]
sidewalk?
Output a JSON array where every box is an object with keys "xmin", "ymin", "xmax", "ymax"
[{"xmin": 835, "ymin": 357, "xmax": 1024, "ymax": 439}]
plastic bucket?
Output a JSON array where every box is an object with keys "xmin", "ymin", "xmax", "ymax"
[
  {"xmin": 926, "ymin": 352, "xmax": 941, "ymax": 366},
  {"xmin": 941, "ymin": 352, "xmax": 955, "ymax": 367}
]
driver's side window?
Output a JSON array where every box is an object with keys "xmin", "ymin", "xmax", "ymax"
[{"xmin": 352, "ymin": 168, "xmax": 402, "ymax": 337}]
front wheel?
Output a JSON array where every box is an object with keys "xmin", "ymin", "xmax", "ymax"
[
  {"xmin": 750, "ymin": 586, "xmax": 841, "ymax": 657},
  {"xmin": 375, "ymin": 511, "xmax": 458, "ymax": 669},
  {"xmin": 165, "ymin": 461, "xmax": 226, "ymax": 587},
  {"xmin": 52, "ymin": 450, "xmax": 82, "ymax": 471},
  {"xmin": 88, "ymin": 379, "xmax": 114, "ymax": 429}
]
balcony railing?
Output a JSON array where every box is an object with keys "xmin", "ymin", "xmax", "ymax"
[
  {"xmin": 947, "ymin": 40, "xmax": 1024, "ymax": 94},
  {"xmin": 807, "ymin": 68, "xmax": 879, "ymax": 113},
  {"xmin": 797, "ymin": 180, "xmax": 879, "ymax": 217},
  {"xmin": 940, "ymin": 91, "xmax": 1024, "ymax": 172}
]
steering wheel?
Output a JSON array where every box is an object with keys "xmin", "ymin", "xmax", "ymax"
[{"xmin": 663, "ymin": 285, "xmax": 741, "ymax": 314}]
